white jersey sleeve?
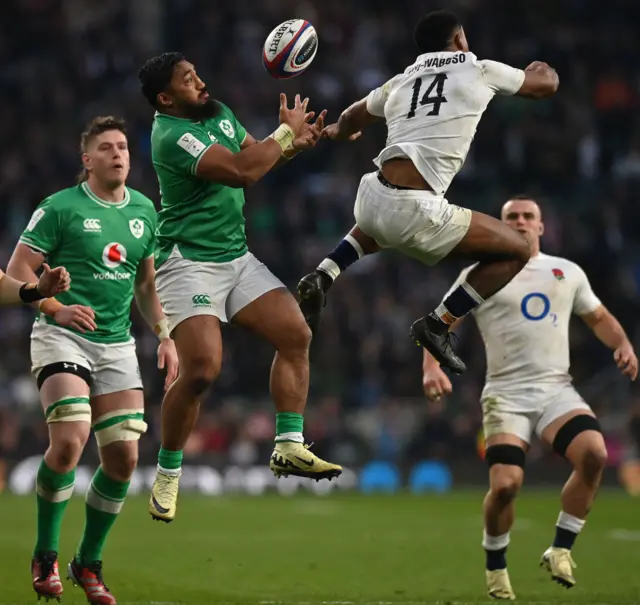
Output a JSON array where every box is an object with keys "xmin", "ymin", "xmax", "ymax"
[
  {"xmin": 479, "ymin": 60, "xmax": 525, "ymax": 95},
  {"xmin": 572, "ymin": 265, "xmax": 602, "ymax": 316},
  {"xmin": 366, "ymin": 75, "xmax": 401, "ymax": 117}
]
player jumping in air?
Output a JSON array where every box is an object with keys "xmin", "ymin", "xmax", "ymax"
[
  {"xmin": 296, "ymin": 11, "xmax": 559, "ymax": 373},
  {"xmin": 9, "ymin": 116, "xmax": 178, "ymax": 605},
  {"xmin": 138, "ymin": 52, "xmax": 342, "ymax": 524},
  {"xmin": 422, "ymin": 196, "xmax": 637, "ymax": 599}
]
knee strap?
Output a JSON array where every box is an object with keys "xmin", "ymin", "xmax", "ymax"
[
  {"xmin": 92, "ymin": 409, "xmax": 147, "ymax": 447},
  {"xmin": 485, "ymin": 444, "xmax": 526, "ymax": 469},
  {"xmin": 553, "ymin": 414, "xmax": 602, "ymax": 458},
  {"xmin": 45, "ymin": 396, "xmax": 91, "ymax": 424}
]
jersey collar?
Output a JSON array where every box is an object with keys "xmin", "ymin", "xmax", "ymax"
[{"xmin": 81, "ymin": 182, "xmax": 130, "ymax": 209}]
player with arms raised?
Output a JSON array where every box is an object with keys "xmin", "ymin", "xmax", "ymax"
[
  {"xmin": 422, "ymin": 196, "xmax": 637, "ymax": 599},
  {"xmin": 297, "ymin": 11, "xmax": 558, "ymax": 373},
  {"xmin": 138, "ymin": 52, "xmax": 341, "ymax": 524},
  {"xmin": 8, "ymin": 117, "xmax": 178, "ymax": 605}
]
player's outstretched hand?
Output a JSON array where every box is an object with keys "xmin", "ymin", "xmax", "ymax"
[
  {"xmin": 53, "ymin": 305, "xmax": 97, "ymax": 333},
  {"xmin": 423, "ymin": 368, "xmax": 453, "ymax": 400},
  {"xmin": 292, "ymin": 109, "xmax": 328, "ymax": 151},
  {"xmin": 279, "ymin": 93, "xmax": 309, "ymax": 136},
  {"xmin": 157, "ymin": 337, "xmax": 179, "ymax": 391},
  {"xmin": 38, "ymin": 263, "xmax": 71, "ymax": 298},
  {"xmin": 614, "ymin": 341, "xmax": 638, "ymax": 380},
  {"xmin": 321, "ymin": 122, "xmax": 362, "ymax": 142}
]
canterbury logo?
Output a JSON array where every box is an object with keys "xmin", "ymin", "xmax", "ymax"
[
  {"xmin": 83, "ymin": 218, "xmax": 101, "ymax": 232},
  {"xmin": 192, "ymin": 294, "xmax": 212, "ymax": 307}
]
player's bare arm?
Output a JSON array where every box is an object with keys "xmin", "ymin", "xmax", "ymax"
[
  {"xmin": 580, "ymin": 304, "xmax": 638, "ymax": 380},
  {"xmin": 196, "ymin": 93, "xmax": 310, "ymax": 187},
  {"xmin": 322, "ymin": 97, "xmax": 378, "ymax": 141},
  {"xmin": 516, "ymin": 61, "xmax": 559, "ymax": 98},
  {"xmin": 134, "ymin": 256, "xmax": 179, "ymax": 390},
  {"xmin": 7, "ymin": 242, "xmax": 96, "ymax": 332}
]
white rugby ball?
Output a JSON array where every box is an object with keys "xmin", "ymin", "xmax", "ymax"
[{"xmin": 262, "ymin": 19, "xmax": 318, "ymax": 79}]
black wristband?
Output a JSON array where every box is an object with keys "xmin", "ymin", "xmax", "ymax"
[{"xmin": 19, "ymin": 283, "xmax": 45, "ymax": 303}]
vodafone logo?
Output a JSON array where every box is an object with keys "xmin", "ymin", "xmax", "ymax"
[{"xmin": 102, "ymin": 242, "xmax": 127, "ymax": 269}]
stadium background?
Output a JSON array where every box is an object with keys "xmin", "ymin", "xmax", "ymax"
[{"xmin": 1, "ymin": 0, "xmax": 640, "ymax": 497}]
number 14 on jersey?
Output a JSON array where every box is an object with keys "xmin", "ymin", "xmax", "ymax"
[{"xmin": 407, "ymin": 74, "xmax": 448, "ymax": 119}]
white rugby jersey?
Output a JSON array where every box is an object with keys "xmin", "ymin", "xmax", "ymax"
[
  {"xmin": 446, "ymin": 253, "xmax": 602, "ymax": 392},
  {"xmin": 366, "ymin": 52, "xmax": 524, "ymax": 195}
]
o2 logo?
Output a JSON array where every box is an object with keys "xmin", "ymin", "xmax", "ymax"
[{"xmin": 521, "ymin": 292, "xmax": 558, "ymax": 326}]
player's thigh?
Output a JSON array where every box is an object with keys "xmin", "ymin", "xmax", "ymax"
[
  {"xmin": 538, "ymin": 389, "xmax": 605, "ymax": 467},
  {"xmin": 32, "ymin": 325, "xmax": 93, "ymax": 451},
  {"xmin": 173, "ymin": 315, "xmax": 223, "ymax": 381},
  {"xmin": 91, "ymin": 388, "xmax": 145, "ymax": 480},
  {"xmin": 448, "ymin": 210, "xmax": 531, "ymax": 263},
  {"xmin": 155, "ymin": 255, "xmax": 239, "ymax": 329},
  {"xmin": 228, "ymin": 255, "xmax": 311, "ymax": 351}
]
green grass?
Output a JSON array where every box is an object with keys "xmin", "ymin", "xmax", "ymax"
[{"xmin": 2, "ymin": 490, "xmax": 640, "ymax": 604}]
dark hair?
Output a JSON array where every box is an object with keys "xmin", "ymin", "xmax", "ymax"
[
  {"xmin": 414, "ymin": 10, "xmax": 462, "ymax": 54},
  {"xmin": 77, "ymin": 116, "xmax": 128, "ymax": 183},
  {"xmin": 138, "ymin": 52, "xmax": 186, "ymax": 109}
]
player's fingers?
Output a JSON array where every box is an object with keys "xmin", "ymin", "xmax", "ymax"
[
  {"xmin": 304, "ymin": 111, "xmax": 315, "ymax": 122},
  {"xmin": 77, "ymin": 311, "xmax": 97, "ymax": 330},
  {"xmin": 348, "ymin": 131, "xmax": 362, "ymax": 141},
  {"xmin": 302, "ymin": 96, "xmax": 309, "ymax": 110},
  {"xmin": 70, "ymin": 321, "xmax": 87, "ymax": 334},
  {"xmin": 76, "ymin": 317, "xmax": 95, "ymax": 332},
  {"xmin": 614, "ymin": 349, "xmax": 622, "ymax": 363},
  {"xmin": 158, "ymin": 350, "xmax": 165, "ymax": 370},
  {"xmin": 41, "ymin": 263, "xmax": 51, "ymax": 273},
  {"xmin": 314, "ymin": 113, "xmax": 326, "ymax": 132},
  {"xmin": 294, "ymin": 93, "xmax": 301, "ymax": 108},
  {"xmin": 279, "ymin": 93, "xmax": 287, "ymax": 110},
  {"xmin": 80, "ymin": 305, "xmax": 96, "ymax": 319}
]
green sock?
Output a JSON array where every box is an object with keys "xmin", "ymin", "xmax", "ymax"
[
  {"xmin": 158, "ymin": 447, "xmax": 183, "ymax": 472},
  {"xmin": 275, "ymin": 411, "xmax": 304, "ymax": 443},
  {"xmin": 34, "ymin": 460, "xmax": 76, "ymax": 555},
  {"xmin": 77, "ymin": 466, "xmax": 129, "ymax": 563}
]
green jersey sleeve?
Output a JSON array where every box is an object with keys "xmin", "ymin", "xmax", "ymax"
[
  {"xmin": 233, "ymin": 114, "xmax": 248, "ymax": 146},
  {"xmin": 143, "ymin": 207, "xmax": 158, "ymax": 258},
  {"xmin": 157, "ymin": 122, "xmax": 214, "ymax": 176},
  {"xmin": 19, "ymin": 198, "xmax": 62, "ymax": 254}
]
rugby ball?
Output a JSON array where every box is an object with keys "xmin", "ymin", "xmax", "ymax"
[{"xmin": 262, "ymin": 19, "xmax": 318, "ymax": 79}]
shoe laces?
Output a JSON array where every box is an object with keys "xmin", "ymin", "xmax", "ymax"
[
  {"xmin": 83, "ymin": 560, "xmax": 110, "ymax": 591},
  {"xmin": 36, "ymin": 552, "xmax": 58, "ymax": 580},
  {"xmin": 157, "ymin": 472, "xmax": 180, "ymax": 499}
]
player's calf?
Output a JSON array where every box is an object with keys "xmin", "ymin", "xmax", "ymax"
[
  {"xmin": 540, "ymin": 413, "xmax": 606, "ymax": 588},
  {"xmin": 411, "ymin": 212, "xmax": 530, "ymax": 373},
  {"xmin": 482, "ymin": 443, "xmax": 525, "ymax": 599}
]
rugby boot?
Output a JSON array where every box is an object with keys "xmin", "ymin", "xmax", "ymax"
[
  {"xmin": 486, "ymin": 568, "xmax": 516, "ymax": 600},
  {"xmin": 270, "ymin": 442, "xmax": 342, "ymax": 481},
  {"xmin": 67, "ymin": 558, "xmax": 116, "ymax": 605},
  {"xmin": 410, "ymin": 313, "xmax": 466, "ymax": 374},
  {"xmin": 32, "ymin": 550, "xmax": 63, "ymax": 602},
  {"xmin": 149, "ymin": 469, "xmax": 181, "ymax": 523},
  {"xmin": 297, "ymin": 270, "xmax": 329, "ymax": 336},
  {"xmin": 540, "ymin": 546, "xmax": 577, "ymax": 588}
]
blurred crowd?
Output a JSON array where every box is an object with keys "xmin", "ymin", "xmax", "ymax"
[{"xmin": 1, "ymin": 0, "xmax": 640, "ymax": 476}]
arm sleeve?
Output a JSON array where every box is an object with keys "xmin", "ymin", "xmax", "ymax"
[
  {"xmin": 18, "ymin": 199, "xmax": 62, "ymax": 254},
  {"xmin": 573, "ymin": 266, "xmax": 602, "ymax": 316},
  {"xmin": 157, "ymin": 122, "xmax": 215, "ymax": 176},
  {"xmin": 233, "ymin": 114, "xmax": 248, "ymax": 146},
  {"xmin": 365, "ymin": 75, "xmax": 400, "ymax": 117},
  {"xmin": 479, "ymin": 60, "xmax": 525, "ymax": 95}
]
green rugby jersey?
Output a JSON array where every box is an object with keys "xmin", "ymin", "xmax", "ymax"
[
  {"xmin": 20, "ymin": 183, "xmax": 157, "ymax": 344},
  {"xmin": 151, "ymin": 103, "xmax": 249, "ymax": 266}
]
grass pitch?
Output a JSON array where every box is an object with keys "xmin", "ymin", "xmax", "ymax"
[{"xmin": 2, "ymin": 490, "xmax": 639, "ymax": 604}]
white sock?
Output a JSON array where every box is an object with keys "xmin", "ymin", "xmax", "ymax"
[
  {"xmin": 158, "ymin": 465, "xmax": 181, "ymax": 476},
  {"xmin": 274, "ymin": 432, "xmax": 304, "ymax": 444},
  {"xmin": 556, "ymin": 511, "xmax": 586, "ymax": 534},
  {"xmin": 482, "ymin": 530, "xmax": 510, "ymax": 550}
]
